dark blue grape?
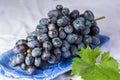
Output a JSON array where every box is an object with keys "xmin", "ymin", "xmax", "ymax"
[
  {"xmin": 13, "ymin": 44, "xmax": 28, "ymax": 53},
  {"xmin": 43, "ymin": 41, "xmax": 52, "ymax": 50},
  {"xmin": 31, "ymin": 48, "xmax": 41, "ymax": 57},
  {"xmin": 73, "ymin": 18, "xmax": 85, "ymax": 31},
  {"xmin": 37, "ymin": 34, "xmax": 49, "ymax": 42},
  {"xmin": 61, "ymin": 40, "xmax": 70, "ymax": 52},
  {"xmin": 34, "ymin": 57, "xmax": 41, "ymax": 67},
  {"xmin": 20, "ymin": 63, "xmax": 26, "ymax": 70},
  {"xmin": 16, "ymin": 39, "xmax": 27, "ymax": 45},
  {"xmin": 62, "ymin": 8, "xmax": 69, "ymax": 16},
  {"xmin": 50, "ymin": 17, "xmax": 57, "ymax": 24},
  {"xmin": 84, "ymin": 10, "xmax": 94, "ymax": 21},
  {"xmin": 83, "ymin": 35, "xmax": 92, "ymax": 44},
  {"xmin": 57, "ymin": 16, "xmax": 70, "ymax": 27},
  {"xmin": 10, "ymin": 56, "xmax": 18, "ymax": 67},
  {"xmin": 56, "ymin": 4, "xmax": 63, "ymax": 10},
  {"xmin": 75, "ymin": 35, "xmax": 82, "ymax": 44},
  {"xmin": 62, "ymin": 50, "xmax": 71, "ymax": 58},
  {"xmin": 70, "ymin": 10, "xmax": 80, "ymax": 19},
  {"xmin": 64, "ymin": 25, "xmax": 73, "ymax": 34},
  {"xmin": 90, "ymin": 26, "xmax": 100, "ymax": 35},
  {"xmin": 92, "ymin": 36, "xmax": 100, "ymax": 45},
  {"xmin": 70, "ymin": 45, "xmax": 78, "ymax": 56},
  {"xmin": 59, "ymin": 30, "xmax": 66, "ymax": 39},
  {"xmin": 26, "ymin": 36, "xmax": 37, "ymax": 41},
  {"xmin": 66, "ymin": 34, "xmax": 78, "ymax": 43},
  {"xmin": 25, "ymin": 54, "xmax": 34, "ymax": 66},
  {"xmin": 54, "ymin": 48, "xmax": 61, "ymax": 56},
  {"xmin": 41, "ymin": 50, "xmax": 51, "ymax": 60},
  {"xmin": 48, "ymin": 10, "xmax": 61, "ymax": 18},
  {"xmin": 30, "ymin": 31, "xmax": 42, "ymax": 37},
  {"xmin": 36, "ymin": 25, "xmax": 48, "ymax": 33},
  {"xmin": 27, "ymin": 40, "xmax": 40, "ymax": 48},
  {"xmin": 62, "ymin": 16, "xmax": 70, "ymax": 25},
  {"xmin": 81, "ymin": 28, "xmax": 90, "ymax": 35},
  {"xmin": 39, "ymin": 18, "xmax": 49, "ymax": 26},
  {"xmin": 48, "ymin": 24, "xmax": 56, "ymax": 31},
  {"xmin": 52, "ymin": 37, "xmax": 62, "ymax": 47},
  {"xmin": 27, "ymin": 66, "xmax": 36, "ymax": 74},
  {"xmin": 57, "ymin": 18, "xmax": 64, "ymax": 27},
  {"xmin": 48, "ymin": 29, "xmax": 58, "ymax": 38},
  {"xmin": 78, "ymin": 42, "xmax": 86, "ymax": 50},
  {"xmin": 47, "ymin": 55, "xmax": 57, "ymax": 64},
  {"xmin": 85, "ymin": 20, "xmax": 91, "ymax": 28},
  {"xmin": 15, "ymin": 53, "xmax": 24, "ymax": 64}
]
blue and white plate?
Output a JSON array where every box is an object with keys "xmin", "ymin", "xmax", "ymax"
[{"xmin": 0, "ymin": 35, "xmax": 110, "ymax": 80}]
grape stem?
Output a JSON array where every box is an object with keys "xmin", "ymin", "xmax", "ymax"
[{"xmin": 95, "ymin": 16, "xmax": 106, "ymax": 21}]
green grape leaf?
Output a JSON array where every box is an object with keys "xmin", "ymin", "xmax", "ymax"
[{"xmin": 71, "ymin": 46, "xmax": 120, "ymax": 80}]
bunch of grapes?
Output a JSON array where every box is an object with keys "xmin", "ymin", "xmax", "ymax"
[{"xmin": 10, "ymin": 4, "xmax": 100, "ymax": 74}]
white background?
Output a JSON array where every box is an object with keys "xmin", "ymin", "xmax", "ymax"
[{"xmin": 0, "ymin": 0, "xmax": 120, "ymax": 80}]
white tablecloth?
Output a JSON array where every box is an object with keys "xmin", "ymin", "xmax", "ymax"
[{"xmin": 0, "ymin": 0, "xmax": 120, "ymax": 80}]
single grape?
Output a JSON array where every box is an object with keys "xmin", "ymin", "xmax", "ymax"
[
  {"xmin": 59, "ymin": 30, "xmax": 66, "ymax": 39},
  {"xmin": 54, "ymin": 48, "xmax": 61, "ymax": 56},
  {"xmin": 15, "ymin": 53, "xmax": 25, "ymax": 65},
  {"xmin": 64, "ymin": 25, "xmax": 73, "ymax": 34},
  {"xmin": 27, "ymin": 40, "xmax": 40, "ymax": 48},
  {"xmin": 27, "ymin": 66, "xmax": 36, "ymax": 74},
  {"xmin": 77, "ymin": 42, "xmax": 86, "ymax": 50},
  {"xmin": 10, "ymin": 56, "xmax": 17, "ymax": 67},
  {"xmin": 90, "ymin": 26, "xmax": 100, "ymax": 35},
  {"xmin": 31, "ymin": 48, "xmax": 41, "ymax": 57},
  {"xmin": 39, "ymin": 18, "xmax": 49, "ymax": 26},
  {"xmin": 81, "ymin": 28, "xmax": 90, "ymax": 35},
  {"xmin": 66, "ymin": 34, "xmax": 78, "ymax": 44},
  {"xmin": 62, "ymin": 8, "xmax": 69, "ymax": 16},
  {"xmin": 30, "ymin": 31, "xmax": 42, "ymax": 37},
  {"xmin": 48, "ymin": 24, "xmax": 56, "ymax": 31},
  {"xmin": 54, "ymin": 48, "xmax": 62, "ymax": 62},
  {"xmin": 47, "ymin": 55, "xmax": 57, "ymax": 64},
  {"xmin": 50, "ymin": 17, "xmax": 57, "ymax": 24},
  {"xmin": 13, "ymin": 44, "xmax": 28, "ymax": 54},
  {"xmin": 41, "ymin": 50, "xmax": 51, "ymax": 61},
  {"xmin": 61, "ymin": 40, "xmax": 70, "ymax": 52},
  {"xmin": 25, "ymin": 54, "xmax": 34, "ymax": 66},
  {"xmin": 84, "ymin": 10, "xmax": 94, "ymax": 21},
  {"xmin": 20, "ymin": 63, "xmax": 26, "ymax": 70},
  {"xmin": 70, "ymin": 45, "xmax": 78, "ymax": 56},
  {"xmin": 26, "ymin": 36, "xmax": 37, "ymax": 41},
  {"xmin": 36, "ymin": 25, "xmax": 48, "ymax": 33},
  {"xmin": 56, "ymin": 4, "xmax": 63, "ymax": 10},
  {"xmin": 62, "ymin": 50, "xmax": 71, "ymax": 58},
  {"xmin": 83, "ymin": 35, "xmax": 92, "ymax": 44},
  {"xmin": 75, "ymin": 35, "xmax": 82, "ymax": 44},
  {"xmin": 52, "ymin": 37, "xmax": 62, "ymax": 47},
  {"xmin": 85, "ymin": 20, "xmax": 91, "ymax": 28},
  {"xmin": 48, "ymin": 10, "xmax": 61, "ymax": 18},
  {"xmin": 37, "ymin": 34, "xmax": 49, "ymax": 42},
  {"xmin": 16, "ymin": 39, "xmax": 27, "ymax": 45},
  {"xmin": 43, "ymin": 41, "xmax": 52, "ymax": 50},
  {"xmin": 70, "ymin": 10, "xmax": 80, "ymax": 19},
  {"xmin": 48, "ymin": 29, "xmax": 58, "ymax": 38},
  {"xmin": 91, "ymin": 36, "xmax": 100, "ymax": 45},
  {"xmin": 34, "ymin": 57, "xmax": 41, "ymax": 67},
  {"xmin": 73, "ymin": 18, "xmax": 85, "ymax": 31}
]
